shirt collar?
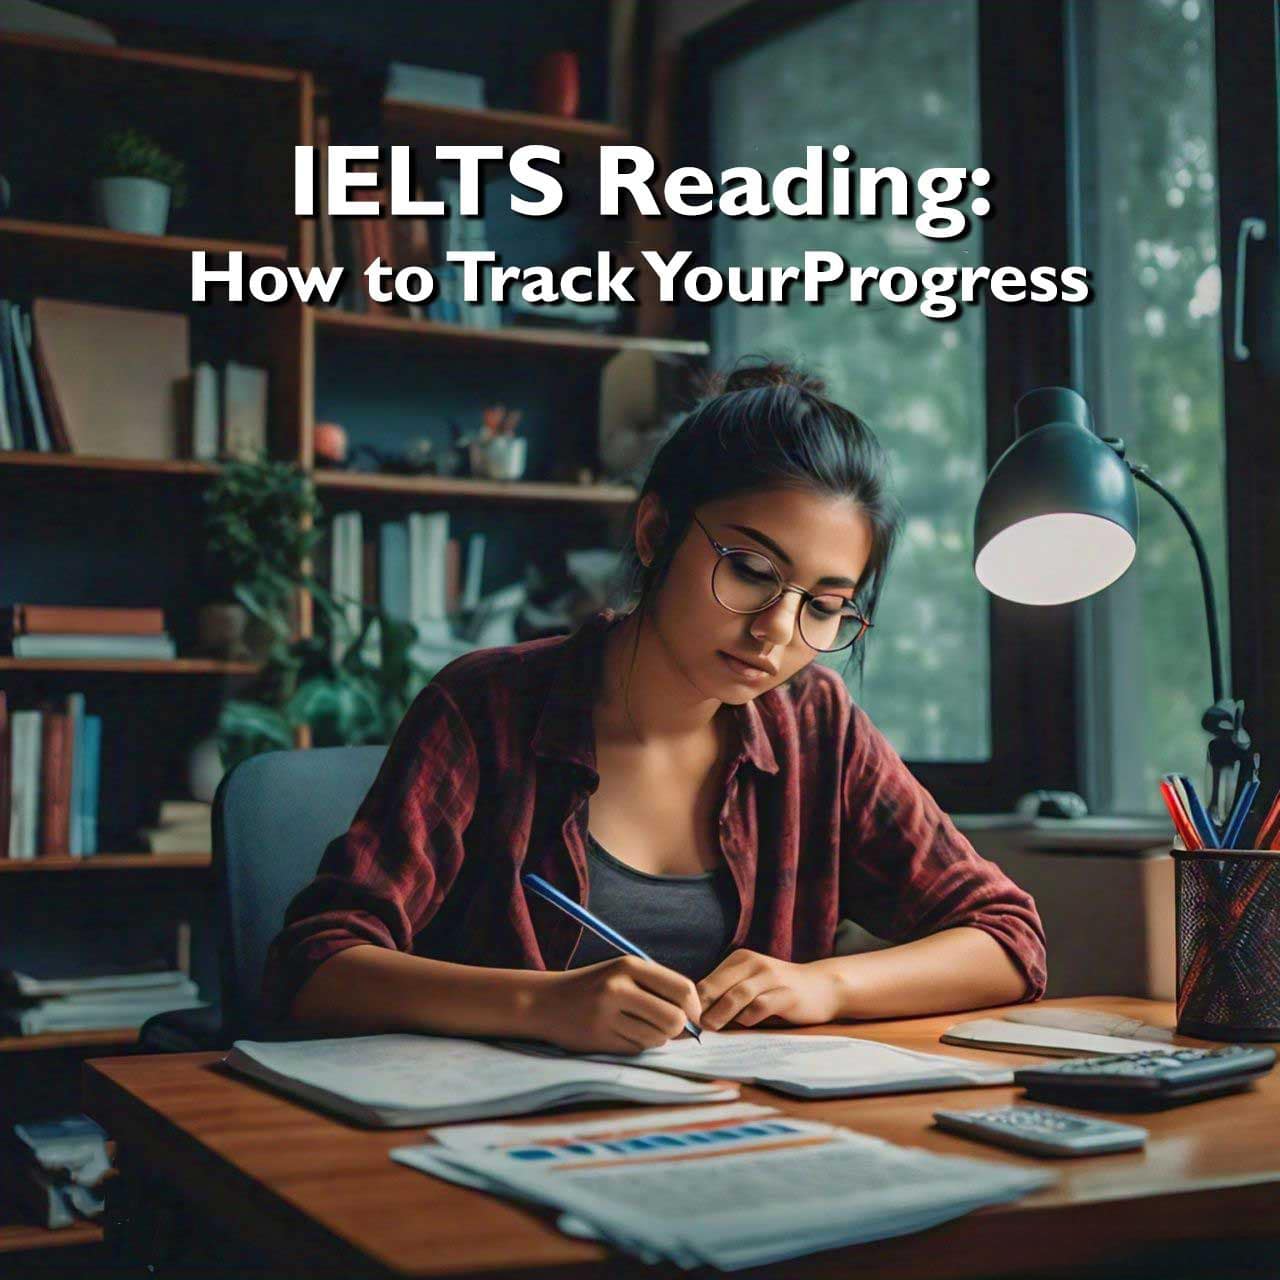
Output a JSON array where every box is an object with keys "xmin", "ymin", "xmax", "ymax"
[{"xmin": 532, "ymin": 607, "xmax": 781, "ymax": 777}]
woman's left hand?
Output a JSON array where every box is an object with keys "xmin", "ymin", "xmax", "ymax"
[{"xmin": 696, "ymin": 950, "xmax": 841, "ymax": 1030}]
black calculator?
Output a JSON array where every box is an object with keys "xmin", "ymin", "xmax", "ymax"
[{"xmin": 1014, "ymin": 1044, "xmax": 1276, "ymax": 1110}]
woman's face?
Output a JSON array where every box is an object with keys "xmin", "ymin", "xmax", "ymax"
[{"xmin": 637, "ymin": 487, "xmax": 875, "ymax": 705}]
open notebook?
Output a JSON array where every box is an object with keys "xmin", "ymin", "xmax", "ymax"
[{"xmin": 222, "ymin": 1035, "xmax": 738, "ymax": 1128}]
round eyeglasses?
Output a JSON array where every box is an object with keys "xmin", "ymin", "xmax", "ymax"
[{"xmin": 690, "ymin": 511, "xmax": 872, "ymax": 652}]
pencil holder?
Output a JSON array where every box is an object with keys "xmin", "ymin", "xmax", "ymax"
[{"xmin": 1174, "ymin": 848, "xmax": 1280, "ymax": 1040}]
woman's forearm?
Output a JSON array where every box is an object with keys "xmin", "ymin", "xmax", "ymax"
[
  {"xmin": 813, "ymin": 926, "xmax": 1030, "ymax": 1021},
  {"xmin": 285, "ymin": 944, "xmax": 558, "ymax": 1039}
]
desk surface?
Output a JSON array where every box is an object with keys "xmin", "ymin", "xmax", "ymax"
[{"xmin": 83, "ymin": 997, "xmax": 1280, "ymax": 1279}]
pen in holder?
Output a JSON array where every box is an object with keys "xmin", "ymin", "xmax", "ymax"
[{"xmin": 1174, "ymin": 847, "xmax": 1280, "ymax": 1040}]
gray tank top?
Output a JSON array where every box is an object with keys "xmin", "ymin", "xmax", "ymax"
[{"xmin": 567, "ymin": 831, "xmax": 738, "ymax": 981}]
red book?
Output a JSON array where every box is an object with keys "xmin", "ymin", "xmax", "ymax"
[
  {"xmin": 0, "ymin": 692, "xmax": 10, "ymax": 859},
  {"xmin": 6, "ymin": 605, "xmax": 166, "ymax": 636},
  {"xmin": 38, "ymin": 710, "xmax": 72, "ymax": 857}
]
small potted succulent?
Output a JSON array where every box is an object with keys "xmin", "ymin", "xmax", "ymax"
[{"xmin": 91, "ymin": 125, "xmax": 187, "ymax": 235}]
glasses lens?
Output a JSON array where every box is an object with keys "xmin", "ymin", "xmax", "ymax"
[
  {"xmin": 713, "ymin": 550, "xmax": 781, "ymax": 612},
  {"xmin": 799, "ymin": 597, "xmax": 868, "ymax": 652}
]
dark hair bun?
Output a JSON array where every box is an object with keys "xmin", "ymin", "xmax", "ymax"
[{"xmin": 710, "ymin": 358, "xmax": 827, "ymax": 398}]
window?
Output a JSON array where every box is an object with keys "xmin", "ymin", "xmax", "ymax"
[
  {"xmin": 705, "ymin": 0, "xmax": 990, "ymax": 761},
  {"xmin": 1070, "ymin": 0, "xmax": 1229, "ymax": 812}
]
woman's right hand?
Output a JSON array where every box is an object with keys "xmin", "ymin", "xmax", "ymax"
[{"xmin": 529, "ymin": 956, "xmax": 702, "ymax": 1054}]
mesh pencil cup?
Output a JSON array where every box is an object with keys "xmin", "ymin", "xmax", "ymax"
[{"xmin": 1174, "ymin": 847, "xmax": 1280, "ymax": 1041}]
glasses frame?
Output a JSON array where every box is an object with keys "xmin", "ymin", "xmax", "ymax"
[{"xmin": 689, "ymin": 511, "xmax": 873, "ymax": 653}]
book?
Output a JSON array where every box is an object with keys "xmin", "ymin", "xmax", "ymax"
[
  {"xmin": 0, "ymin": 300, "xmax": 28, "ymax": 448},
  {"xmin": 384, "ymin": 63, "xmax": 485, "ymax": 109},
  {"xmin": 222, "ymin": 362, "xmax": 269, "ymax": 461},
  {"xmin": 3, "ymin": 605, "xmax": 166, "ymax": 636},
  {"xmin": 3, "ymin": 991, "xmax": 204, "ymax": 1035},
  {"xmin": 38, "ymin": 710, "xmax": 72, "ymax": 857},
  {"xmin": 222, "ymin": 1034, "xmax": 738, "ymax": 1128},
  {"xmin": 0, "ymin": 691, "xmax": 8, "ymax": 858},
  {"xmin": 10, "ymin": 634, "xmax": 176, "ymax": 659},
  {"xmin": 462, "ymin": 531, "xmax": 486, "ymax": 610},
  {"xmin": 64, "ymin": 693, "xmax": 84, "ymax": 858},
  {"xmin": 315, "ymin": 112, "xmax": 338, "ymax": 283},
  {"xmin": 79, "ymin": 715, "xmax": 101, "ymax": 856},
  {"xmin": 379, "ymin": 521, "xmax": 409, "ymax": 622},
  {"xmin": 939, "ymin": 1013, "xmax": 1171, "ymax": 1058},
  {"xmin": 408, "ymin": 511, "xmax": 450, "ymax": 645},
  {"xmin": 184, "ymin": 361, "xmax": 220, "ymax": 461},
  {"xmin": 31, "ymin": 310, "xmax": 72, "ymax": 451},
  {"xmin": 3, "ymin": 966, "xmax": 193, "ymax": 998},
  {"xmin": 30, "ymin": 298, "xmax": 189, "ymax": 460},
  {"xmin": 9, "ymin": 710, "xmax": 42, "ymax": 859},
  {"xmin": 329, "ymin": 511, "xmax": 364, "ymax": 662},
  {"xmin": 0, "ymin": 336, "xmax": 12, "ymax": 448}
]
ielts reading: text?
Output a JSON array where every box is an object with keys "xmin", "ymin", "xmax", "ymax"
[{"xmin": 189, "ymin": 144, "xmax": 1094, "ymax": 319}]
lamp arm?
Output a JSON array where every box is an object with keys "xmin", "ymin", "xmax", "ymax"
[{"xmin": 1125, "ymin": 464, "xmax": 1224, "ymax": 706}]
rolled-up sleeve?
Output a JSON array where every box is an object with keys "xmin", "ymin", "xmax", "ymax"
[
  {"xmin": 839, "ymin": 702, "xmax": 1047, "ymax": 1001},
  {"xmin": 260, "ymin": 680, "xmax": 480, "ymax": 1025}
]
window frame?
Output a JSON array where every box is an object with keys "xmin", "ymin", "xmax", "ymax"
[{"xmin": 679, "ymin": 0, "xmax": 1079, "ymax": 811}]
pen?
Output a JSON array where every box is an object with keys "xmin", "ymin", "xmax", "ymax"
[
  {"xmin": 1158, "ymin": 779, "xmax": 1203, "ymax": 852},
  {"xmin": 1174, "ymin": 774, "xmax": 1220, "ymax": 849},
  {"xmin": 1222, "ymin": 777, "xmax": 1260, "ymax": 850},
  {"xmin": 522, "ymin": 873, "xmax": 703, "ymax": 1041},
  {"xmin": 1255, "ymin": 787, "xmax": 1280, "ymax": 851}
]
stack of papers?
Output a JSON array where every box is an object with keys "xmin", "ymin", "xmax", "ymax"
[
  {"xmin": 393, "ymin": 1103, "xmax": 1053, "ymax": 1270},
  {"xmin": 539, "ymin": 1030, "xmax": 1014, "ymax": 1097}
]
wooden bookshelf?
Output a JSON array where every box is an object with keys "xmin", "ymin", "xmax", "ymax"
[
  {"xmin": 0, "ymin": 451, "xmax": 219, "ymax": 480},
  {"xmin": 0, "ymin": 854, "xmax": 211, "ymax": 872},
  {"xmin": 312, "ymin": 307, "xmax": 709, "ymax": 359},
  {"xmin": 0, "ymin": 658, "xmax": 258, "ymax": 675},
  {"xmin": 314, "ymin": 469, "xmax": 637, "ymax": 508},
  {"xmin": 383, "ymin": 98, "xmax": 628, "ymax": 155},
  {"xmin": 0, "ymin": 217, "xmax": 287, "ymax": 273},
  {"xmin": 0, "ymin": 1218, "xmax": 104, "ymax": 1255},
  {"xmin": 0, "ymin": 1029, "xmax": 138, "ymax": 1054}
]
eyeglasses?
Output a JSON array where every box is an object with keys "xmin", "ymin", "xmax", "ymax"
[{"xmin": 690, "ymin": 511, "xmax": 873, "ymax": 652}]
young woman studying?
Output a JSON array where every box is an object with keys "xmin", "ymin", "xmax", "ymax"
[{"xmin": 262, "ymin": 361, "xmax": 1046, "ymax": 1054}]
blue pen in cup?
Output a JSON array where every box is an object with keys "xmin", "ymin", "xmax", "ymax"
[{"xmin": 522, "ymin": 872, "xmax": 702, "ymax": 1042}]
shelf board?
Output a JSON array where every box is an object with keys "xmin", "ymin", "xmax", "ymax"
[
  {"xmin": 313, "ymin": 307, "xmax": 709, "ymax": 359},
  {"xmin": 314, "ymin": 469, "xmax": 637, "ymax": 508},
  {"xmin": 0, "ymin": 658, "xmax": 258, "ymax": 675},
  {"xmin": 0, "ymin": 854, "xmax": 211, "ymax": 872},
  {"xmin": 0, "ymin": 450, "xmax": 220, "ymax": 480},
  {"xmin": 0, "ymin": 28, "xmax": 300, "ymax": 84},
  {"xmin": 383, "ymin": 98, "xmax": 628, "ymax": 155},
  {"xmin": 0, "ymin": 217, "xmax": 287, "ymax": 271},
  {"xmin": 0, "ymin": 1217, "xmax": 104, "ymax": 1255},
  {"xmin": 0, "ymin": 1028, "xmax": 138, "ymax": 1054}
]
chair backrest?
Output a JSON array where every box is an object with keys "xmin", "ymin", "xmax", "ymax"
[{"xmin": 213, "ymin": 745, "xmax": 386, "ymax": 1039}]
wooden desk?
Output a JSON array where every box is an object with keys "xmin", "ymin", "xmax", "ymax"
[{"xmin": 83, "ymin": 997, "xmax": 1280, "ymax": 1278}]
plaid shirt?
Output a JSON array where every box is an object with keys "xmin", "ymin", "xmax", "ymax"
[{"xmin": 262, "ymin": 607, "xmax": 1046, "ymax": 1025}]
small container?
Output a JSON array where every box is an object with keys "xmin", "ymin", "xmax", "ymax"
[{"xmin": 1174, "ymin": 847, "xmax": 1280, "ymax": 1040}]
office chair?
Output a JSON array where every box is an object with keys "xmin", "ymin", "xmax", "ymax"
[{"xmin": 139, "ymin": 745, "xmax": 387, "ymax": 1052}]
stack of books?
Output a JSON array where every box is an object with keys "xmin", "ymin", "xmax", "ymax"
[
  {"xmin": 140, "ymin": 799, "xmax": 212, "ymax": 855},
  {"xmin": 2, "ymin": 604, "xmax": 176, "ymax": 661},
  {"xmin": 383, "ymin": 62, "xmax": 485, "ymax": 110},
  {"xmin": 0, "ymin": 966, "xmax": 205, "ymax": 1036},
  {"xmin": 1, "ymin": 690, "xmax": 103, "ymax": 859},
  {"xmin": 1, "ymin": 1116, "xmax": 112, "ymax": 1230}
]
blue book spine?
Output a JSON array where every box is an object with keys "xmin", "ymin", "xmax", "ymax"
[
  {"xmin": 80, "ymin": 716, "xmax": 102, "ymax": 856},
  {"xmin": 65, "ymin": 693, "xmax": 85, "ymax": 857},
  {"xmin": 0, "ymin": 301, "xmax": 26, "ymax": 449}
]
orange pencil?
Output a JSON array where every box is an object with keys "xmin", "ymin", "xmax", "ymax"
[{"xmin": 1255, "ymin": 787, "xmax": 1280, "ymax": 851}]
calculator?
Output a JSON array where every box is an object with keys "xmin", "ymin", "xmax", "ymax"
[
  {"xmin": 933, "ymin": 1104, "xmax": 1147, "ymax": 1157},
  {"xmin": 1014, "ymin": 1044, "xmax": 1276, "ymax": 1110}
]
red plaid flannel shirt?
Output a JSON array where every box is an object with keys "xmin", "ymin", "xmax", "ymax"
[{"xmin": 262, "ymin": 607, "xmax": 1046, "ymax": 1024}]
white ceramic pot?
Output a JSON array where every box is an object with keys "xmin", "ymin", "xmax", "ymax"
[
  {"xmin": 484, "ymin": 435, "xmax": 528, "ymax": 480},
  {"xmin": 92, "ymin": 176, "xmax": 171, "ymax": 235}
]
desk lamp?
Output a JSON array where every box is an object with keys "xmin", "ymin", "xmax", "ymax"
[{"xmin": 972, "ymin": 386, "xmax": 1252, "ymax": 825}]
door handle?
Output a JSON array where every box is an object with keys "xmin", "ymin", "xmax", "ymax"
[{"xmin": 1232, "ymin": 216, "xmax": 1267, "ymax": 361}]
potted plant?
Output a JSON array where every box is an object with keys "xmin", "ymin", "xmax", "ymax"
[
  {"xmin": 91, "ymin": 125, "xmax": 187, "ymax": 235},
  {"xmin": 201, "ymin": 458, "xmax": 321, "ymax": 662}
]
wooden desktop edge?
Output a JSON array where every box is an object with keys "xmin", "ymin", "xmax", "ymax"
[{"xmin": 81, "ymin": 997, "xmax": 1280, "ymax": 1280}]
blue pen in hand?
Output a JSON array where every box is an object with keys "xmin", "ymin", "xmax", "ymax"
[{"xmin": 522, "ymin": 872, "xmax": 703, "ymax": 1041}]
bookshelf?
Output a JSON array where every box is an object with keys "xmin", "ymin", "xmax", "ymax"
[{"xmin": 0, "ymin": 23, "xmax": 704, "ymax": 1254}]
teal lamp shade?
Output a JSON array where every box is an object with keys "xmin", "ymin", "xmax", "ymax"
[{"xmin": 973, "ymin": 387, "xmax": 1139, "ymax": 605}]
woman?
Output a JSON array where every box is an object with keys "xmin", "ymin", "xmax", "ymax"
[{"xmin": 262, "ymin": 361, "xmax": 1046, "ymax": 1054}]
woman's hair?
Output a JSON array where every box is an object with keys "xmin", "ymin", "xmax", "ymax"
[{"xmin": 610, "ymin": 356, "xmax": 902, "ymax": 679}]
